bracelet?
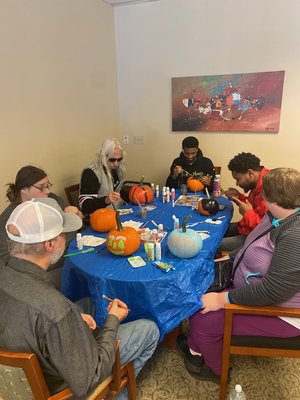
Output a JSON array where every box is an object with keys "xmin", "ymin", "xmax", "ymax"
[{"xmin": 226, "ymin": 292, "xmax": 230, "ymax": 304}]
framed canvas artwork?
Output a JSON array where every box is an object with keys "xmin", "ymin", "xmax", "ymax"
[{"xmin": 172, "ymin": 71, "xmax": 285, "ymax": 133}]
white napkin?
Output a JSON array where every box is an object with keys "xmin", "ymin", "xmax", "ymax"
[
  {"xmin": 122, "ymin": 220, "xmax": 143, "ymax": 230},
  {"xmin": 82, "ymin": 235, "xmax": 106, "ymax": 246}
]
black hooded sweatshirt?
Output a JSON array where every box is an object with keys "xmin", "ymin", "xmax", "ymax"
[{"xmin": 165, "ymin": 149, "xmax": 215, "ymax": 192}]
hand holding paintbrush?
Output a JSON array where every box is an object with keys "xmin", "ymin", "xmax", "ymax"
[{"xmin": 103, "ymin": 295, "xmax": 131, "ymax": 320}]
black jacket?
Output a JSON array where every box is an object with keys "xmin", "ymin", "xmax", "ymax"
[{"xmin": 166, "ymin": 149, "xmax": 215, "ymax": 191}]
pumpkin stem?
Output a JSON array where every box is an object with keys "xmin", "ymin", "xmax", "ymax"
[
  {"xmin": 115, "ymin": 210, "xmax": 123, "ymax": 231},
  {"xmin": 112, "ymin": 203, "xmax": 123, "ymax": 231},
  {"xmin": 182, "ymin": 215, "xmax": 192, "ymax": 233},
  {"xmin": 139, "ymin": 175, "xmax": 145, "ymax": 186}
]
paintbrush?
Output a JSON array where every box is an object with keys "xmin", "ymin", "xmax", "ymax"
[
  {"xmin": 102, "ymin": 294, "xmax": 131, "ymax": 312},
  {"xmin": 64, "ymin": 247, "xmax": 94, "ymax": 257}
]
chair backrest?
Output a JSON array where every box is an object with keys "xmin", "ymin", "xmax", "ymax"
[
  {"xmin": 214, "ymin": 166, "xmax": 221, "ymax": 175},
  {"xmin": 64, "ymin": 184, "xmax": 80, "ymax": 208},
  {"xmin": 0, "ymin": 343, "xmax": 136, "ymax": 400},
  {"xmin": 0, "ymin": 350, "xmax": 72, "ymax": 400}
]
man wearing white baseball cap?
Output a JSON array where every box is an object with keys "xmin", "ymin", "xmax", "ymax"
[{"xmin": 0, "ymin": 198, "xmax": 159, "ymax": 399}]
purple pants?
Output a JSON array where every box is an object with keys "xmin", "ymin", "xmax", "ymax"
[{"xmin": 188, "ymin": 309, "xmax": 300, "ymax": 375}]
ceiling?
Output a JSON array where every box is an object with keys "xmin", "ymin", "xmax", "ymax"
[{"xmin": 103, "ymin": 0, "xmax": 159, "ymax": 6}]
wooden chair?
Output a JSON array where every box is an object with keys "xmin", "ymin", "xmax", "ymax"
[
  {"xmin": 220, "ymin": 304, "xmax": 300, "ymax": 400},
  {"xmin": 64, "ymin": 183, "xmax": 79, "ymax": 208},
  {"xmin": 0, "ymin": 341, "xmax": 136, "ymax": 400},
  {"xmin": 214, "ymin": 166, "xmax": 221, "ymax": 175}
]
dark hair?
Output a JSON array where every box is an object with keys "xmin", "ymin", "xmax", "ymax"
[
  {"xmin": 228, "ymin": 152, "xmax": 261, "ymax": 173},
  {"xmin": 263, "ymin": 168, "xmax": 300, "ymax": 209},
  {"xmin": 182, "ymin": 136, "xmax": 199, "ymax": 149},
  {"xmin": 6, "ymin": 165, "xmax": 47, "ymax": 203}
]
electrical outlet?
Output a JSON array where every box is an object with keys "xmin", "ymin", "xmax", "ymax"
[
  {"xmin": 122, "ymin": 135, "xmax": 129, "ymax": 145},
  {"xmin": 133, "ymin": 135, "xmax": 144, "ymax": 145}
]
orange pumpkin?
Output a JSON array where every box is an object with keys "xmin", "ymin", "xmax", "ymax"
[
  {"xmin": 90, "ymin": 208, "xmax": 117, "ymax": 232},
  {"xmin": 106, "ymin": 210, "xmax": 140, "ymax": 256},
  {"xmin": 129, "ymin": 176, "xmax": 153, "ymax": 205},
  {"xmin": 187, "ymin": 177, "xmax": 205, "ymax": 192}
]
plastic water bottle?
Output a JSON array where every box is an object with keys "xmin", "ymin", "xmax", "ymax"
[{"xmin": 229, "ymin": 384, "xmax": 246, "ymax": 400}]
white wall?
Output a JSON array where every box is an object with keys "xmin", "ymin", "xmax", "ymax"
[
  {"xmin": 0, "ymin": 0, "xmax": 119, "ymax": 210},
  {"xmin": 114, "ymin": 0, "xmax": 300, "ymax": 196}
]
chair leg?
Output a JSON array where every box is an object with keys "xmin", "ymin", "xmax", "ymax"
[
  {"xmin": 219, "ymin": 310, "xmax": 234, "ymax": 400},
  {"xmin": 126, "ymin": 363, "xmax": 137, "ymax": 400}
]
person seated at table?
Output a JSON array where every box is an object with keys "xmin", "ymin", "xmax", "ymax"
[
  {"xmin": 0, "ymin": 197, "xmax": 159, "ymax": 399},
  {"xmin": 0, "ymin": 165, "xmax": 82, "ymax": 269},
  {"xmin": 79, "ymin": 137, "xmax": 127, "ymax": 216},
  {"xmin": 165, "ymin": 136, "xmax": 215, "ymax": 192},
  {"xmin": 219, "ymin": 152, "xmax": 269, "ymax": 251},
  {"xmin": 178, "ymin": 167, "xmax": 300, "ymax": 383}
]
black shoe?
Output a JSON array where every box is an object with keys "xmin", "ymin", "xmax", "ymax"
[
  {"xmin": 185, "ymin": 362, "xmax": 220, "ymax": 384},
  {"xmin": 176, "ymin": 334, "xmax": 204, "ymax": 372}
]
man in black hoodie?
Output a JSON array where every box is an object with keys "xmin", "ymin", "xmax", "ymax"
[{"xmin": 166, "ymin": 136, "xmax": 215, "ymax": 191}]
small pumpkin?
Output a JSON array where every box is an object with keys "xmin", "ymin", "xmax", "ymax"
[
  {"xmin": 198, "ymin": 198, "xmax": 219, "ymax": 216},
  {"xmin": 129, "ymin": 176, "xmax": 153, "ymax": 205},
  {"xmin": 90, "ymin": 208, "xmax": 117, "ymax": 232},
  {"xmin": 106, "ymin": 209, "xmax": 140, "ymax": 256},
  {"xmin": 167, "ymin": 215, "xmax": 202, "ymax": 259},
  {"xmin": 187, "ymin": 177, "xmax": 205, "ymax": 192}
]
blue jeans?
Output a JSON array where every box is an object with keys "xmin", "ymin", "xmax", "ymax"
[
  {"xmin": 219, "ymin": 222, "xmax": 246, "ymax": 251},
  {"xmin": 116, "ymin": 319, "xmax": 159, "ymax": 400},
  {"xmin": 76, "ymin": 298, "xmax": 159, "ymax": 400}
]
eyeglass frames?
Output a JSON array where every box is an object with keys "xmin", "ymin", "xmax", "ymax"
[{"xmin": 32, "ymin": 182, "xmax": 53, "ymax": 192}]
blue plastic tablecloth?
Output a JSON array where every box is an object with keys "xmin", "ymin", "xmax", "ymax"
[{"xmin": 61, "ymin": 193, "xmax": 233, "ymax": 339}]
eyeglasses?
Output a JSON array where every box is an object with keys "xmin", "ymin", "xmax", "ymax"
[
  {"xmin": 32, "ymin": 182, "xmax": 53, "ymax": 192},
  {"xmin": 108, "ymin": 157, "xmax": 123, "ymax": 163}
]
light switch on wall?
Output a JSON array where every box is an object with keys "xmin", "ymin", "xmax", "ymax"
[{"xmin": 122, "ymin": 135, "xmax": 129, "ymax": 145}]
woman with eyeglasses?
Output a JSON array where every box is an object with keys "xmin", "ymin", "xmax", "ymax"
[
  {"xmin": 0, "ymin": 165, "xmax": 81, "ymax": 271},
  {"xmin": 79, "ymin": 138, "xmax": 125, "ymax": 215}
]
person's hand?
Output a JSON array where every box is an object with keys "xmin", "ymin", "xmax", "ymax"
[
  {"xmin": 224, "ymin": 188, "xmax": 240, "ymax": 200},
  {"xmin": 172, "ymin": 165, "xmax": 183, "ymax": 179},
  {"xmin": 200, "ymin": 175, "xmax": 212, "ymax": 186},
  {"xmin": 64, "ymin": 206, "xmax": 83, "ymax": 220},
  {"xmin": 81, "ymin": 313, "xmax": 97, "ymax": 330},
  {"xmin": 231, "ymin": 197, "xmax": 253, "ymax": 215},
  {"xmin": 200, "ymin": 292, "xmax": 228, "ymax": 314},
  {"xmin": 105, "ymin": 192, "xmax": 121, "ymax": 205},
  {"xmin": 107, "ymin": 298, "xmax": 129, "ymax": 322},
  {"xmin": 214, "ymin": 254, "xmax": 230, "ymax": 263}
]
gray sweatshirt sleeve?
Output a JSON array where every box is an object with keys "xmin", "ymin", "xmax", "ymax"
[
  {"xmin": 42, "ymin": 310, "xmax": 120, "ymax": 397},
  {"xmin": 229, "ymin": 226, "xmax": 300, "ymax": 306}
]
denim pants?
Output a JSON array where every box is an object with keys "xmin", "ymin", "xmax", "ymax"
[
  {"xmin": 116, "ymin": 319, "xmax": 160, "ymax": 400},
  {"xmin": 218, "ymin": 222, "xmax": 246, "ymax": 251},
  {"xmin": 76, "ymin": 298, "xmax": 159, "ymax": 400}
]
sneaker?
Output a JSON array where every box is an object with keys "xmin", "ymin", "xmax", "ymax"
[
  {"xmin": 176, "ymin": 334, "xmax": 203, "ymax": 372},
  {"xmin": 185, "ymin": 362, "xmax": 220, "ymax": 384}
]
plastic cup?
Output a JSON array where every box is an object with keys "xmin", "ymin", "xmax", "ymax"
[
  {"xmin": 139, "ymin": 208, "xmax": 147, "ymax": 219},
  {"xmin": 181, "ymin": 184, "xmax": 187, "ymax": 195}
]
